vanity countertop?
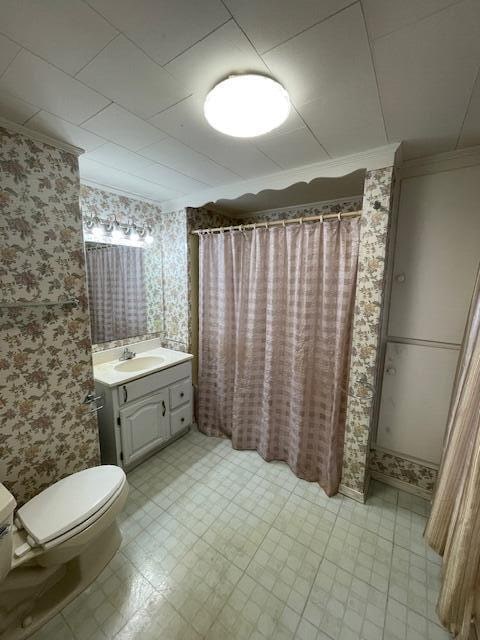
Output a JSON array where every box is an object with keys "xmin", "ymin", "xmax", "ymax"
[{"xmin": 93, "ymin": 340, "xmax": 193, "ymax": 387}]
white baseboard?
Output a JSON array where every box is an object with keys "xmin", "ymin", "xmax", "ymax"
[
  {"xmin": 339, "ymin": 483, "xmax": 366, "ymax": 503},
  {"xmin": 370, "ymin": 470, "xmax": 432, "ymax": 500}
]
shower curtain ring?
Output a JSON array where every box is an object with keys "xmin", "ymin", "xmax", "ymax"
[
  {"xmin": 337, "ymin": 212, "xmax": 341, "ymax": 221},
  {"xmin": 320, "ymin": 214, "xmax": 324, "ymax": 223},
  {"xmin": 282, "ymin": 220, "xmax": 286, "ymax": 228}
]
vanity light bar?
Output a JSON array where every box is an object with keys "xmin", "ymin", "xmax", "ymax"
[{"xmin": 83, "ymin": 215, "xmax": 152, "ymax": 240}]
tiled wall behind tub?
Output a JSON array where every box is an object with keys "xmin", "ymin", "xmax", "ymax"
[
  {"xmin": 0, "ymin": 126, "xmax": 100, "ymax": 505},
  {"xmin": 80, "ymin": 185, "xmax": 165, "ymax": 348}
]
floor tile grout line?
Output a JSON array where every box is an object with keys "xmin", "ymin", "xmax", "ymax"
[{"xmin": 77, "ymin": 432, "xmax": 443, "ymax": 640}]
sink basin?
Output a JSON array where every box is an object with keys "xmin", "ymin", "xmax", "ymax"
[{"xmin": 114, "ymin": 356, "xmax": 164, "ymax": 372}]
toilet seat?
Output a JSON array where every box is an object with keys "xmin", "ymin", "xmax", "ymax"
[{"xmin": 15, "ymin": 466, "xmax": 126, "ymax": 552}]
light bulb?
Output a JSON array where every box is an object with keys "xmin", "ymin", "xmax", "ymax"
[
  {"xmin": 111, "ymin": 225, "xmax": 122, "ymax": 243},
  {"xmin": 91, "ymin": 224, "xmax": 103, "ymax": 239},
  {"xmin": 144, "ymin": 232, "xmax": 153, "ymax": 246}
]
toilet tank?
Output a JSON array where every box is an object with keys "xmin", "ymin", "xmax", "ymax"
[{"xmin": 0, "ymin": 484, "xmax": 16, "ymax": 582}]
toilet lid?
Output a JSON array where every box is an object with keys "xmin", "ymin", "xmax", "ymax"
[{"xmin": 16, "ymin": 465, "xmax": 126, "ymax": 545}]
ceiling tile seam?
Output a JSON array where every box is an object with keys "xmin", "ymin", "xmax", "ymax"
[
  {"xmin": 81, "ymin": 159, "xmax": 189, "ymax": 195},
  {"xmin": 76, "ymin": 1, "xmax": 199, "ymax": 106},
  {"xmin": 82, "ymin": 0, "xmax": 231, "ymax": 74},
  {"xmin": 15, "ymin": 98, "xmax": 242, "ymax": 184},
  {"xmin": 78, "ymin": 100, "xmax": 115, "ymax": 128},
  {"xmin": 160, "ymin": 17, "xmax": 234, "ymax": 67},
  {"xmin": 359, "ymin": 1, "xmax": 388, "ymax": 143},
  {"xmin": 455, "ymin": 63, "xmax": 480, "ymax": 150},
  {"xmin": 0, "ymin": 37, "xmax": 125, "ymax": 121},
  {"xmin": 368, "ymin": 0, "xmax": 465, "ymax": 43},
  {"xmin": 80, "ymin": 177, "xmax": 167, "ymax": 204},
  {"xmin": 147, "ymin": 94, "xmax": 194, "ymax": 122},
  {"xmin": 21, "ymin": 107, "xmax": 47, "ymax": 128},
  {"xmin": 257, "ymin": 0, "xmax": 359, "ymax": 56},
  {"xmin": 73, "ymin": 32, "xmax": 121, "ymax": 78},
  {"xmin": 86, "ymin": 154, "xmax": 210, "ymax": 189},
  {"xmin": 135, "ymin": 139, "xmax": 244, "ymax": 182},
  {"xmin": 0, "ymin": 42, "xmax": 22, "ymax": 82},
  {"xmin": 217, "ymin": 0, "xmax": 331, "ymax": 159}
]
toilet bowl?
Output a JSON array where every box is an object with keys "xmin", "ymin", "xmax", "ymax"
[{"xmin": 0, "ymin": 465, "xmax": 128, "ymax": 640}]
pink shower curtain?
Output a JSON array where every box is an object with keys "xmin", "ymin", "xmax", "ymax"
[{"xmin": 197, "ymin": 219, "xmax": 360, "ymax": 496}]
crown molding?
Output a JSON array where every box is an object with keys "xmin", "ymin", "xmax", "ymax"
[
  {"xmin": 0, "ymin": 116, "xmax": 85, "ymax": 156},
  {"xmin": 399, "ymin": 144, "xmax": 480, "ymax": 179},
  {"xmin": 161, "ymin": 142, "xmax": 401, "ymax": 211},
  {"xmin": 80, "ymin": 179, "xmax": 163, "ymax": 208}
]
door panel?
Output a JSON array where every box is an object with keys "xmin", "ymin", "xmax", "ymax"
[
  {"xmin": 389, "ymin": 167, "xmax": 480, "ymax": 343},
  {"xmin": 377, "ymin": 342, "xmax": 459, "ymax": 465},
  {"xmin": 120, "ymin": 390, "xmax": 170, "ymax": 467}
]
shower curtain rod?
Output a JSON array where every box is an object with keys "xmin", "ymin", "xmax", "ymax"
[{"xmin": 191, "ymin": 210, "xmax": 361, "ymax": 235}]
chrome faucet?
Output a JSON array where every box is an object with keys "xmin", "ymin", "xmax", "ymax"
[{"xmin": 119, "ymin": 347, "xmax": 136, "ymax": 361}]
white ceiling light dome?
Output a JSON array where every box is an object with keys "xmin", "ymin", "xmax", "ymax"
[{"xmin": 204, "ymin": 74, "xmax": 290, "ymax": 138}]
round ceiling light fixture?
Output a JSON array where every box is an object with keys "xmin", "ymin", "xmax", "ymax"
[{"xmin": 204, "ymin": 74, "xmax": 290, "ymax": 138}]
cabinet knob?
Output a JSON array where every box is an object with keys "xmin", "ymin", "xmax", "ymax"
[
  {"xmin": 181, "ymin": 417, "xmax": 185, "ymax": 423},
  {"xmin": 180, "ymin": 392, "xmax": 184, "ymax": 397}
]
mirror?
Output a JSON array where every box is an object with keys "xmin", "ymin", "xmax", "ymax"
[{"xmin": 85, "ymin": 241, "xmax": 163, "ymax": 345}]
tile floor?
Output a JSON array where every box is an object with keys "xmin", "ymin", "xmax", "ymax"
[{"xmin": 30, "ymin": 428, "xmax": 450, "ymax": 640}]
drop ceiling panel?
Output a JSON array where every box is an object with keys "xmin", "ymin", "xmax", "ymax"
[
  {"xmin": 82, "ymin": 103, "xmax": 166, "ymax": 151},
  {"xmin": 150, "ymin": 97, "xmax": 280, "ymax": 179},
  {"xmin": 85, "ymin": 143, "xmax": 154, "ymax": 172},
  {"xmin": 255, "ymin": 127, "xmax": 328, "ymax": 169},
  {"xmin": 264, "ymin": 4, "xmax": 386, "ymax": 155},
  {"xmin": 300, "ymin": 96, "xmax": 387, "ymax": 157},
  {"xmin": 264, "ymin": 4, "xmax": 382, "ymax": 106},
  {"xmin": 458, "ymin": 73, "xmax": 480, "ymax": 148},
  {"xmin": 138, "ymin": 164, "xmax": 208, "ymax": 194},
  {"xmin": 80, "ymin": 157, "xmax": 180, "ymax": 201},
  {"xmin": 0, "ymin": 50, "xmax": 110, "ymax": 124},
  {"xmin": 223, "ymin": 0, "xmax": 353, "ymax": 53},
  {"xmin": 362, "ymin": 0, "xmax": 458, "ymax": 40},
  {"xmin": 140, "ymin": 138, "xmax": 239, "ymax": 186},
  {"xmin": 0, "ymin": 91, "xmax": 38, "ymax": 124},
  {"xmin": 27, "ymin": 111, "xmax": 106, "ymax": 152},
  {"xmin": 373, "ymin": 0, "xmax": 480, "ymax": 159},
  {"xmin": 0, "ymin": 34, "xmax": 20, "ymax": 75},
  {"xmin": 87, "ymin": 0, "xmax": 230, "ymax": 65},
  {"xmin": 0, "ymin": 0, "xmax": 117, "ymax": 74},
  {"xmin": 164, "ymin": 20, "xmax": 268, "ymax": 98},
  {"xmin": 77, "ymin": 35, "xmax": 189, "ymax": 119}
]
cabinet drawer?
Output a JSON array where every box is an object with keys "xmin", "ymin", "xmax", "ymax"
[
  {"xmin": 170, "ymin": 403, "xmax": 192, "ymax": 437},
  {"xmin": 118, "ymin": 361, "xmax": 191, "ymax": 405},
  {"xmin": 170, "ymin": 378, "xmax": 192, "ymax": 410}
]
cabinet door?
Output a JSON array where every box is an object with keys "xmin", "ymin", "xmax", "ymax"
[
  {"xmin": 389, "ymin": 167, "xmax": 480, "ymax": 344},
  {"xmin": 377, "ymin": 342, "xmax": 459, "ymax": 465},
  {"xmin": 120, "ymin": 391, "xmax": 170, "ymax": 467}
]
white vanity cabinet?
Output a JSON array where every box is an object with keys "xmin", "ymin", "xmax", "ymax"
[{"xmin": 95, "ymin": 359, "xmax": 193, "ymax": 470}]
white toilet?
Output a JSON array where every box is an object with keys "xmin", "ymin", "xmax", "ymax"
[{"xmin": 0, "ymin": 465, "xmax": 128, "ymax": 640}]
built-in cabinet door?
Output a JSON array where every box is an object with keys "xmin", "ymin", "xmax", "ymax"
[
  {"xmin": 389, "ymin": 166, "xmax": 480, "ymax": 344},
  {"xmin": 119, "ymin": 391, "xmax": 170, "ymax": 467},
  {"xmin": 377, "ymin": 342, "xmax": 459, "ymax": 465}
]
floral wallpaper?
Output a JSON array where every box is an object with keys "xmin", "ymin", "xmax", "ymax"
[
  {"xmin": 370, "ymin": 450, "xmax": 437, "ymax": 493},
  {"xmin": 340, "ymin": 167, "xmax": 396, "ymax": 498},
  {"xmin": 0, "ymin": 126, "xmax": 100, "ymax": 506},
  {"xmin": 80, "ymin": 185, "xmax": 164, "ymax": 344},
  {"xmin": 161, "ymin": 209, "xmax": 190, "ymax": 352},
  {"xmin": 236, "ymin": 197, "xmax": 363, "ymax": 224}
]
